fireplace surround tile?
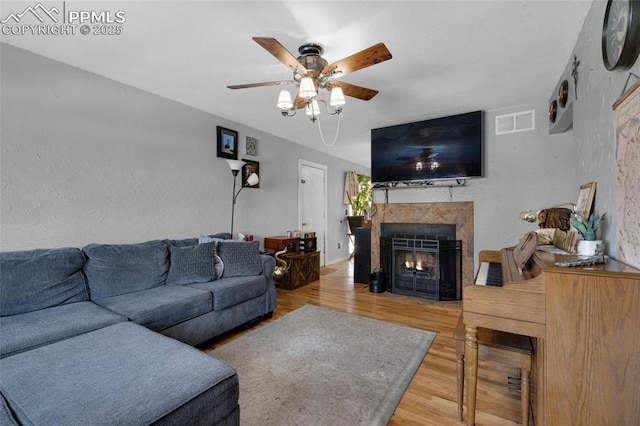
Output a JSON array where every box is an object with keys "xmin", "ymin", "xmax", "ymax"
[{"xmin": 371, "ymin": 202, "xmax": 474, "ymax": 289}]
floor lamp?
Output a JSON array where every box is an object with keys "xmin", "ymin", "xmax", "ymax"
[{"xmin": 226, "ymin": 159, "xmax": 259, "ymax": 238}]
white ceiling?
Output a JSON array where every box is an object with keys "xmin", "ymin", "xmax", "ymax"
[{"xmin": 1, "ymin": 0, "xmax": 593, "ymax": 167}]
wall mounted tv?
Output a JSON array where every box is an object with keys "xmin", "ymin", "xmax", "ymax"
[{"xmin": 371, "ymin": 110, "xmax": 483, "ymax": 185}]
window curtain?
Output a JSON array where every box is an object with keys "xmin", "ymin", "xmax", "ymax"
[{"xmin": 343, "ymin": 171, "xmax": 359, "ymax": 205}]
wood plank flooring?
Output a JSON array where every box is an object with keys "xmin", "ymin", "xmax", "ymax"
[{"xmin": 200, "ymin": 260, "xmax": 524, "ymax": 425}]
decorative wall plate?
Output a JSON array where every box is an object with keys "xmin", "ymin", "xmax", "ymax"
[
  {"xmin": 558, "ymin": 80, "xmax": 569, "ymax": 108},
  {"xmin": 549, "ymin": 100, "xmax": 558, "ymax": 123}
]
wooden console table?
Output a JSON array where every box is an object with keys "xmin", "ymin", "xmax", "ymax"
[{"xmin": 277, "ymin": 251, "xmax": 320, "ymax": 290}]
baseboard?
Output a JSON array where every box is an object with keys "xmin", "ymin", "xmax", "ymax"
[{"xmin": 325, "ymin": 256, "xmax": 350, "ymax": 266}]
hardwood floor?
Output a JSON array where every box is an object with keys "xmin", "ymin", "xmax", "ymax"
[{"xmin": 201, "ymin": 260, "xmax": 524, "ymax": 425}]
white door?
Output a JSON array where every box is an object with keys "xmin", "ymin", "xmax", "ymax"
[{"xmin": 299, "ymin": 160, "xmax": 327, "ymax": 266}]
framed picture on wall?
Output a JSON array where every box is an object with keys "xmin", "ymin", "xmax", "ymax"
[
  {"xmin": 575, "ymin": 182, "xmax": 596, "ymax": 219},
  {"xmin": 217, "ymin": 126, "xmax": 238, "ymax": 160},
  {"xmin": 245, "ymin": 136, "xmax": 257, "ymax": 156},
  {"xmin": 242, "ymin": 159, "xmax": 259, "ymax": 188}
]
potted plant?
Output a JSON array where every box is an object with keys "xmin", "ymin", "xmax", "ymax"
[
  {"xmin": 570, "ymin": 212, "xmax": 605, "ymax": 255},
  {"xmin": 347, "ymin": 174, "xmax": 372, "ymax": 233}
]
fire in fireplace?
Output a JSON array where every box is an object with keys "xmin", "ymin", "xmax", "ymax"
[{"xmin": 380, "ymin": 224, "xmax": 461, "ymax": 300}]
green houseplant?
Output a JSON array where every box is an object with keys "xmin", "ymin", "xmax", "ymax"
[
  {"xmin": 347, "ymin": 174, "xmax": 372, "ymax": 232},
  {"xmin": 571, "ymin": 212, "xmax": 605, "ymax": 255},
  {"xmin": 570, "ymin": 212, "xmax": 604, "ymax": 241}
]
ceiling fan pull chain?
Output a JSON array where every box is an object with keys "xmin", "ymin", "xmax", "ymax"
[{"xmin": 317, "ymin": 113, "xmax": 341, "ymax": 147}]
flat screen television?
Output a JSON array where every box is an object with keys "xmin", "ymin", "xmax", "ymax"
[{"xmin": 371, "ymin": 110, "xmax": 483, "ymax": 185}]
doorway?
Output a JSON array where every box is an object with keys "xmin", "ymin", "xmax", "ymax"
[{"xmin": 299, "ymin": 159, "xmax": 327, "ymax": 266}]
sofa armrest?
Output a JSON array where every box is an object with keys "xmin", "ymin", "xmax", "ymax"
[
  {"xmin": 260, "ymin": 254, "xmax": 275, "ymax": 277},
  {"xmin": 260, "ymin": 255, "xmax": 277, "ymax": 314}
]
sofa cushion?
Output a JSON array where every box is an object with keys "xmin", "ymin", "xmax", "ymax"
[
  {"xmin": 166, "ymin": 242, "xmax": 217, "ymax": 285},
  {"xmin": 0, "ymin": 301, "xmax": 127, "ymax": 359},
  {"xmin": 83, "ymin": 240, "xmax": 169, "ymax": 299},
  {"xmin": 162, "ymin": 237, "xmax": 198, "ymax": 247},
  {"xmin": 0, "ymin": 322, "xmax": 239, "ymax": 426},
  {"xmin": 217, "ymin": 240, "xmax": 262, "ymax": 277},
  {"xmin": 0, "ymin": 248, "xmax": 88, "ymax": 316},
  {"xmin": 0, "ymin": 393, "xmax": 18, "ymax": 426},
  {"xmin": 189, "ymin": 275, "xmax": 267, "ymax": 311},
  {"xmin": 94, "ymin": 286, "xmax": 212, "ymax": 331}
]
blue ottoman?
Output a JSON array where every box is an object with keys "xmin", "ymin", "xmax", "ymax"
[{"xmin": 0, "ymin": 322, "xmax": 239, "ymax": 425}]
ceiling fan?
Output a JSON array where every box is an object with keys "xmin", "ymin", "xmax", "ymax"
[{"xmin": 227, "ymin": 37, "xmax": 393, "ymax": 112}]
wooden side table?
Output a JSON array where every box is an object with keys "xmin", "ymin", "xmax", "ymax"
[{"xmin": 277, "ymin": 251, "xmax": 320, "ymax": 290}]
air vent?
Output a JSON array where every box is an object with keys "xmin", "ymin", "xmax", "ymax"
[{"xmin": 495, "ymin": 110, "xmax": 535, "ymax": 135}]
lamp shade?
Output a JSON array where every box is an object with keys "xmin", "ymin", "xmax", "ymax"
[
  {"xmin": 246, "ymin": 172, "xmax": 259, "ymax": 187},
  {"xmin": 277, "ymin": 90, "xmax": 293, "ymax": 109},
  {"xmin": 330, "ymin": 87, "xmax": 346, "ymax": 106},
  {"xmin": 306, "ymin": 98, "xmax": 321, "ymax": 116},
  {"xmin": 298, "ymin": 77, "xmax": 317, "ymax": 99},
  {"xmin": 226, "ymin": 159, "xmax": 245, "ymax": 172}
]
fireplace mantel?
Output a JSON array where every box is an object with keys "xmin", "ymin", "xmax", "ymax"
[{"xmin": 371, "ymin": 202, "xmax": 474, "ymax": 288}]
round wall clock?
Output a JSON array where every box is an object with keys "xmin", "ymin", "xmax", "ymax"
[{"xmin": 602, "ymin": 0, "xmax": 640, "ymax": 71}]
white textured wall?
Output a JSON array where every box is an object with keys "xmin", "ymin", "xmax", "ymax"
[
  {"xmin": 372, "ymin": 105, "xmax": 575, "ymax": 264},
  {"xmin": 570, "ymin": 0, "xmax": 640, "ymax": 261},
  {"xmin": 4, "ymin": 2, "xmax": 636, "ymax": 269},
  {"xmin": 0, "ymin": 44, "xmax": 367, "ymax": 261}
]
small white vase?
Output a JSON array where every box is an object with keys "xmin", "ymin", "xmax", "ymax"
[{"xmin": 576, "ymin": 240, "xmax": 602, "ymax": 256}]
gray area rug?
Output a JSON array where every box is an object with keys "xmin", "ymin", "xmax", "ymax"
[{"xmin": 210, "ymin": 304, "xmax": 436, "ymax": 426}]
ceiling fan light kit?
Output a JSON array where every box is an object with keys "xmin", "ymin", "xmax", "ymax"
[
  {"xmin": 228, "ymin": 37, "xmax": 392, "ymax": 145},
  {"xmin": 298, "ymin": 76, "xmax": 317, "ymax": 99},
  {"xmin": 276, "ymin": 90, "xmax": 293, "ymax": 110}
]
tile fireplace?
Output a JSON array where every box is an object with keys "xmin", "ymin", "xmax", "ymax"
[{"xmin": 371, "ymin": 202, "xmax": 474, "ymax": 295}]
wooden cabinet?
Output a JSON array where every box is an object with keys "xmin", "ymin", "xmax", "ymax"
[{"xmin": 277, "ymin": 251, "xmax": 320, "ymax": 290}]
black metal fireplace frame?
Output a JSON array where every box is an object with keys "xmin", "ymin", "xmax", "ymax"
[{"xmin": 380, "ymin": 232, "xmax": 462, "ymax": 301}]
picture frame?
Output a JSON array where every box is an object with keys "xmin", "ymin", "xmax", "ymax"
[
  {"xmin": 245, "ymin": 136, "xmax": 257, "ymax": 156},
  {"xmin": 242, "ymin": 159, "xmax": 259, "ymax": 189},
  {"xmin": 575, "ymin": 182, "xmax": 596, "ymax": 219},
  {"xmin": 217, "ymin": 126, "xmax": 238, "ymax": 160}
]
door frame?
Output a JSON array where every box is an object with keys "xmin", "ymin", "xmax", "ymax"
[{"xmin": 298, "ymin": 159, "xmax": 328, "ymax": 266}]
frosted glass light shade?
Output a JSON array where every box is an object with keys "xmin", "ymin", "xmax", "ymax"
[
  {"xmin": 305, "ymin": 98, "xmax": 321, "ymax": 116},
  {"xmin": 276, "ymin": 90, "xmax": 293, "ymax": 109},
  {"xmin": 298, "ymin": 77, "xmax": 317, "ymax": 99},
  {"xmin": 226, "ymin": 159, "xmax": 245, "ymax": 172},
  {"xmin": 330, "ymin": 87, "xmax": 346, "ymax": 106},
  {"xmin": 246, "ymin": 173, "xmax": 259, "ymax": 187}
]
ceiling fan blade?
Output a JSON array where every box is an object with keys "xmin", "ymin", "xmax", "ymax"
[
  {"xmin": 330, "ymin": 81, "xmax": 379, "ymax": 101},
  {"xmin": 321, "ymin": 43, "xmax": 392, "ymax": 78},
  {"xmin": 227, "ymin": 80, "xmax": 295, "ymax": 90},
  {"xmin": 293, "ymin": 95, "xmax": 307, "ymax": 110},
  {"xmin": 252, "ymin": 37, "xmax": 308, "ymax": 73}
]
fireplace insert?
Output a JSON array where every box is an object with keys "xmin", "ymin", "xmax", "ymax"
[{"xmin": 380, "ymin": 230, "xmax": 461, "ymax": 300}]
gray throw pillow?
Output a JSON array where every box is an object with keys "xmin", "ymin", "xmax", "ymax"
[
  {"xmin": 166, "ymin": 242, "xmax": 217, "ymax": 285},
  {"xmin": 83, "ymin": 240, "xmax": 169, "ymax": 299},
  {"xmin": 212, "ymin": 253, "xmax": 224, "ymax": 279},
  {"xmin": 217, "ymin": 240, "xmax": 262, "ymax": 278}
]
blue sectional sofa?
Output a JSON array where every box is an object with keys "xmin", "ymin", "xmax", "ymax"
[{"xmin": 0, "ymin": 235, "xmax": 277, "ymax": 425}]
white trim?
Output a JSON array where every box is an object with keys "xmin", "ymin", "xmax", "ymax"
[{"xmin": 298, "ymin": 159, "xmax": 328, "ymax": 266}]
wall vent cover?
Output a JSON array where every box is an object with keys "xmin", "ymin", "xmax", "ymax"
[{"xmin": 495, "ymin": 110, "xmax": 535, "ymax": 135}]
